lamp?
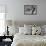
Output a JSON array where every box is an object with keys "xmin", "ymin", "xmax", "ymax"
[{"xmin": 5, "ymin": 20, "xmax": 12, "ymax": 36}]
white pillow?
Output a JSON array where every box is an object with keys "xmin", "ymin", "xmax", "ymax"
[
  {"xmin": 19, "ymin": 27, "xmax": 25, "ymax": 34},
  {"xmin": 32, "ymin": 26, "xmax": 41, "ymax": 35},
  {"xmin": 8, "ymin": 26, "xmax": 19, "ymax": 36},
  {"xmin": 40, "ymin": 25, "xmax": 45, "ymax": 35},
  {"xmin": 42, "ymin": 25, "xmax": 46, "ymax": 33},
  {"xmin": 19, "ymin": 27, "xmax": 32, "ymax": 35},
  {"xmin": 24, "ymin": 27, "xmax": 32, "ymax": 35},
  {"xmin": 24, "ymin": 24, "xmax": 32, "ymax": 35},
  {"xmin": 24, "ymin": 24, "xmax": 32, "ymax": 29}
]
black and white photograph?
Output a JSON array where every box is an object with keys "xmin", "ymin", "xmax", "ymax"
[{"xmin": 24, "ymin": 5, "xmax": 37, "ymax": 15}]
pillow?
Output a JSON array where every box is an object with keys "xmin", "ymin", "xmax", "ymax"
[
  {"xmin": 42, "ymin": 25, "xmax": 46, "ymax": 35},
  {"xmin": 24, "ymin": 24, "xmax": 32, "ymax": 29},
  {"xmin": 42, "ymin": 25, "xmax": 46, "ymax": 33},
  {"xmin": 24, "ymin": 27, "xmax": 32, "ymax": 35},
  {"xmin": 40, "ymin": 25, "xmax": 45, "ymax": 35},
  {"xmin": 19, "ymin": 27, "xmax": 25, "ymax": 34},
  {"xmin": 24, "ymin": 24, "xmax": 32, "ymax": 35},
  {"xmin": 19, "ymin": 27, "xmax": 32, "ymax": 35},
  {"xmin": 8, "ymin": 26, "xmax": 19, "ymax": 36},
  {"xmin": 32, "ymin": 26, "xmax": 41, "ymax": 35}
]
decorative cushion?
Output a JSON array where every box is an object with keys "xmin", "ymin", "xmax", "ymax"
[{"xmin": 32, "ymin": 26, "xmax": 41, "ymax": 35}]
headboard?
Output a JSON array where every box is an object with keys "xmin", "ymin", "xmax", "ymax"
[
  {"xmin": 6, "ymin": 20, "xmax": 46, "ymax": 27},
  {"xmin": 14, "ymin": 21, "xmax": 46, "ymax": 27}
]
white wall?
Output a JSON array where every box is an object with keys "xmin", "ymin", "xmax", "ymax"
[
  {"xmin": 0, "ymin": 0, "xmax": 46, "ymax": 22},
  {"xmin": 14, "ymin": 0, "xmax": 46, "ymax": 21}
]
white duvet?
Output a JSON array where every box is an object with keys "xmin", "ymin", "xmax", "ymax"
[{"xmin": 11, "ymin": 33, "xmax": 46, "ymax": 46}]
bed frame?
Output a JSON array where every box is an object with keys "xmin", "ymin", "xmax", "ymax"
[{"xmin": 6, "ymin": 20, "xmax": 46, "ymax": 27}]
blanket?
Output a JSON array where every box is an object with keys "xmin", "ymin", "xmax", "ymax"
[{"xmin": 11, "ymin": 33, "xmax": 46, "ymax": 46}]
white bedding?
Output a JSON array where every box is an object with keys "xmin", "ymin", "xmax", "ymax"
[{"xmin": 11, "ymin": 33, "xmax": 46, "ymax": 46}]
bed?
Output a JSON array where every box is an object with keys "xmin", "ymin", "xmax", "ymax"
[
  {"xmin": 11, "ymin": 33, "xmax": 46, "ymax": 46},
  {"xmin": 11, "ymin": 21, "xmax": 46, "ymax": 46}
]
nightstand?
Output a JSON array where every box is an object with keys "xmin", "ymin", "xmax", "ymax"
[{"xmin": 0, "ymin": 36, "xmax": 13, "ymax": 46}]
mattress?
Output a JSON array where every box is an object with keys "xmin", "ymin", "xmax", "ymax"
[{"xmin": 11, "ymin": 33, "xmax": 46, "ymax": 46}]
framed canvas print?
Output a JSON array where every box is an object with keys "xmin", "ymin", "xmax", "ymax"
[{"xmin": 24, "ymin": 5, "xmax": 37, "ymax": 15}]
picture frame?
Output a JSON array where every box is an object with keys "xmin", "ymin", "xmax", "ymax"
[{"xmin": 24, "ymin": 5, "xmax": 37, "ymax": 15}]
